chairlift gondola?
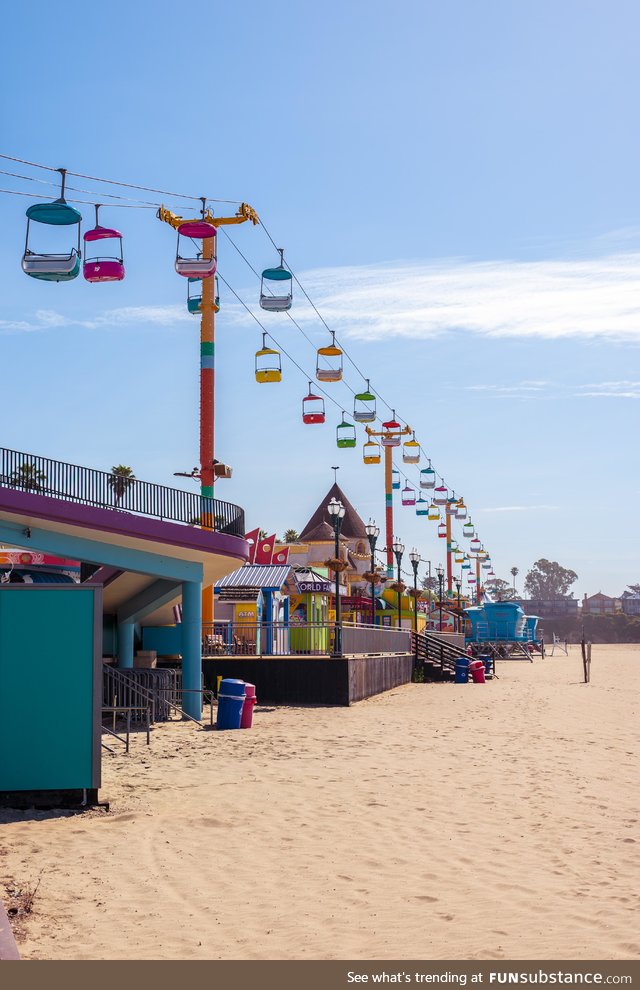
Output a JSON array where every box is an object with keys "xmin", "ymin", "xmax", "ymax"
[
  {"xmin": 401, "ymin": 485, "xmax": 416, "ymax": 507},
  {"xmin": 21, "ymin": 168, "xmax": 82, "ymax": 281},
  {"xmin": 402, "ymin": 432, "xmax": 420, "ymax": 464},
  {"xmin": 336, "ymin": 412, "xmax": 357, "ymax": 448},
  {"xmin": 260, "ymin": 248, "xmax": 293, "ymax": 311},
  {"xmin": 187, "ymin": 275, "xmax": 219, "ymax": 314},
  {"xmin": 83, "ymin": 205, "xmax": 124, "ymax": 282},
  {"xmin": 455, "ymin": 498, "xmax": 467, "ymax": 520},
  {"xmin": 381, "ymin": 411, "xmax": 402, "ymax": 447},
  {"xmin": 427, "ymin": 503, "xmax": 440, "ymax": 522},
  {"xmin": 420, "ymin": 462, "xmax": 436, "ymax": 489},
  {"xmin": 175, "ymin": 207, "xmax": 217, "ymax": 278},
  {"xmin": 463, "ymin": 521, "xmax": 475, "ymax": 539},
  {"xmin": 363, "ymin": 440, "xmax": 381, "ymax": 464},
  {"xmin": 437, "ymin": 522, "xmax": 447, "ymax": 539},
  {"xmin": 416, "ymin": 494, "xmax": 429, "ymax": 516},
  {"xmin": 316, "ymin": 331, "xmax": 343, "ymax": 383},
  {"xmin": 470, "ymin": 537, "xmax": 482, "ymax": 554},
  {"xmin": 353, "ymin": 380, "xmax": 376, "ymax": 422},
  {"xmin": 392, "ymin": 469, "xmax": 401, "ymax": 490},
  {"xmin": 302, "ymin": 382, "xmax": 325, "ymax": 424},
  {"xmin": 433, "ymin": 485, "xmax": 448, "ymax": 506},
  {"xmin": 255, "ymin": 332, "xmax": 282, "ymax": 383}
]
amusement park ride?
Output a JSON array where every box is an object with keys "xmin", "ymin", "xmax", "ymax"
[{"xmin": 10, "ymin": 159, "xmax": 497, "ymax": 609}]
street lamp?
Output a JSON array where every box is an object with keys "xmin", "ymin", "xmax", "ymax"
[
  {"xmin": 409, "ymin": 548, "xmax": 420, "ymax": 672},
  {"xmin": 392, "ymin": 537, "xmax": 405, "ymax": 630},
  {"xmin": 454, "ymin": 576, "xmax": 462, "ymax": 633},
  {"xmin": 365, "ymin": 518, "xmax": 380, "ymax": 626},
  {"xmin": 436, "ymin": 564, "xmax": 444, "ymax": 632},
  {"xmin": 327, "ymin": 496, "xmax": 346, "ymax": 657}
]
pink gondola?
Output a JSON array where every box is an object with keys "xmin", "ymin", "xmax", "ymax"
[
  {"xmin": 83, "ymin": 206, "xmax": 125, "ymax": 283},
  {"xmin": 401, "ymin": 485, "xmax": 416, "ymax": 507},
  {"xmin": 302, "ymin": 382, "xmax": 325, "ymax": 424},
  {"xmin": 433, "ymin": 485, "xmax": 448, "ymax": 506},
  {"xmin": 175, "ymin": 219, "xmax": 217, "ymax": 278}
]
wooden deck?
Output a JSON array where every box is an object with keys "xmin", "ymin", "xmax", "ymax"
[{"xmin": 202, "ymin": 653, "xmax": 413, "ymax": 706}]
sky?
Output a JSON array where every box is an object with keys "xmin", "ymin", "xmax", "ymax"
[{"xmin": 0, "ymin": 0, "xmax": 638, "ymax": 598}]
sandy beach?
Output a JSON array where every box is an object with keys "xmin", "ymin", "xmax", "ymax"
[{"xmin": 1, "ymin": 645, "xmax": 638, "ymax": 961}]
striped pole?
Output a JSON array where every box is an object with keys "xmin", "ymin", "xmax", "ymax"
[
  {"xmin": 384, "ymin": 444, "xmax": 394, "ymax": 577},
  {"xmin": 200, "ymin": 233, "xmax": 216, "ymax": 624}
]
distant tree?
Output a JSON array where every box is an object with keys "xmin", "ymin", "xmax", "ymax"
[
  {"xmin": 489, "ymin": 578, "xmax": 518, "ymax": 601},
  {"xmin": 108, "ymin": 465, "xmax": 136, "ymax": 505},
  {"xmin": 627, "ymin": 584, "xmax": 640, "ymax": 595},
  {"xmin": 524, "ymin": 559, "xmax": 578, "ymax": 599},
  {"xmin": 510, "ymin": 566, "xmax": 519, "ymax": 590},
  {"xmin": 283, "ymin": 529, "xmax": 299, "ymax": 543},
  {"xmin": 421, "ymin": 575, "xmax": 439, "ymax": 593},
  {"xmin": 258, "ymin": 529, "xmax": 268, "ymax": 540},
  {"xmin": 9, "ymin": 462, "xmax": 47, "ymax": 493}
]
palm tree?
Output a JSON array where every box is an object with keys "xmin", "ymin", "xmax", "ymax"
[
  {"xmin": 108, "ymin": 465, "xmax": 136, "ymax": 505},
  {"xmin": 9, "ymin": 462, "xmax": 47, "ymax": 493},
  {"xmin": 283, "ymin": 529, "xmax": 299, "ymax": 543},
  {"xmin": 510, "ymin": 566, "xmax": 519, "ymax": 591}
]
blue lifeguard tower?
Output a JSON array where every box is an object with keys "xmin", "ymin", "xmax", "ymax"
[{"xmin": 464, "ymin": 601, "xmax": 536, "ymax": 661}]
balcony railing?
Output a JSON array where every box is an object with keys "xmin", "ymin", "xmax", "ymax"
[
  {"xmin": 0, "ymin": 447, "xmax": 245, "ymax": 539},
  {"xmin": 202, "ymin": 621, "xmax": 413, "ymax": 657}
]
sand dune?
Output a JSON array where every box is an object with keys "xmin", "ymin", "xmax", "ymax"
[{"xmin": 1, "ymin": 645, "xmax": 638, "ymax": 960}]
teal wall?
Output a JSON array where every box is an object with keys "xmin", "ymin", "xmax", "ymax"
[{"xmin": 0, "ymin": 587, "xmax": 99, "ymax": 792}]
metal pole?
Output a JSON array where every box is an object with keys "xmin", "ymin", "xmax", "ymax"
[
  {"xmin": 412, "ymin": 560, "xmax": 419, "ymax": 671},
  {"xmin": 384, "ymin": 446, "xmax": 394, "ymax": 578},
  {"xmin": 369, "ymin": 538, "xmax": 376, "ymax": 626},
  {"xmin": 446, "ymin": 502, "xmax": 453, "ymax": 594},
  {"xmin": 439, "ymin": 573, "xmax": 444, "ymax": 631},
  {"xmin": 200, "ymin": 230, "xmax": 216, "ymax": 625},
  {"xmin": 333, "ymin": 518, "xmax": 343, "ymax": 657},
  {"xmin": 396, "ymin": 550, "xmax": 403, "ymax": 629}
]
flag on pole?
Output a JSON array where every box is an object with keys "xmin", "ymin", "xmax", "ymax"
[
  {"xmin": 255, "ymin": 534, "xmax": 276, "ymax": 565},
  {"xmin": 272, "ymin": 547, "xmax": 290, "ymax": 565},
  {"xmin": 244, "ymin": 528, "xmax": 260, "ymax": 564}
]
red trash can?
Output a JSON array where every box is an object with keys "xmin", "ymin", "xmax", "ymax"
[
  {"xmin": 240, "ymin": 682, "xmax": 257, "ymax": 728},
  {"xmin": 469, "ymin": 660, "xmax": 486, "ymax": 684}
]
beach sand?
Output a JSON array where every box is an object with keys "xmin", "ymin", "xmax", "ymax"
[{"xmin": 1, "ymin": 644, "xmax": 638, "ymax": 960}]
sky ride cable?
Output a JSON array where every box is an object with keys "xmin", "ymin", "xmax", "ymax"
[{"xmin": 0, "ymin": 153, "xmax": 242, "ymax": 205}]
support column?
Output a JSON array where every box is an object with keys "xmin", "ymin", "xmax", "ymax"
[
  {"xmin": 181, "ymin": 580, "xmax": 203, "ymax": 720},
  {"xmin": 117, "ymin": 620, "xmax": 135, "ymax": 669},
  {"xmin": 384, "ymin": 445, "xmax": 394, "ymax": 578},
  {"xmin": 445, "ymin": 505, "xmax": 453, "ymax": 595},
  {"xmin": 200, "ymin": 232, "xmax": 216, "ymax": 626}
]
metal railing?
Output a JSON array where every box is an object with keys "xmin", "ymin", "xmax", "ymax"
[
  {"xmin": 0, "ymin": 446, "xmax": 245, "ymax": 538},
  {"xmin": 103, "ymin": 664, "xmax": 214, "ymax": 726},
  {"xmin": 202, "ymin": 621, "xmax": 412, "ymax": 658}
]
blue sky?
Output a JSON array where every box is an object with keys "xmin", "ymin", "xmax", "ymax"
[{"xmin": 1, "ymin": 0, "xmax": 638, "ymax": 597}]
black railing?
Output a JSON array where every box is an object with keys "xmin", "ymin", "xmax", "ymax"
[{"xmin": 0, "ymin": 447, "xmax": 245, "ymax": 538}]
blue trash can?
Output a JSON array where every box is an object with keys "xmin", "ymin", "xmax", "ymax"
[
  {"xmin": 454, "ymin": 657, "xmax": 470, "ymax": 684},
  {"xmin": 217, "ymin": 678, "xmax": 246, "ymax": 730},
  {"xmin": 480, "ymin": 654, "xmax": 492, "ymax": 677}
]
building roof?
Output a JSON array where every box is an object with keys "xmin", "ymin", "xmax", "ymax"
[
  {"xmin": 215, "ymin": 564, "xmax": 293, "ymax": 591},
  {"xmin": 299, "ymin": 483, "xmax": 368, "ymax": 541}
]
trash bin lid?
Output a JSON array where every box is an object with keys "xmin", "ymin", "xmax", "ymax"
[{"xmin": 220, "ymin": 678, "xmax": 246, "ymax": 697}]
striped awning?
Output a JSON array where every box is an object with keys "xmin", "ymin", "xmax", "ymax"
[{"xmin": 215, "ymin": 564, "xmax": 293, "ymax": 592}]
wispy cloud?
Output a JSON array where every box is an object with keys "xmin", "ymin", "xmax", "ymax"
[
  {"xmin": 575, "ymin": 380, "xmax": 640, "ymax": 398},
  {"xmin": 459, "ymin": 379, "xmax": 640, "ymax": 400},
  {"xmin": 5, "ymin": 249, "xmax": 640, "ymax": 343},
  {"xmin": 277, "ymin": 253, "xmax": 640, "ymax": 343},
  {"xmin": 0, "ymin": 305, "xmax": 190, "ymax": 335}
]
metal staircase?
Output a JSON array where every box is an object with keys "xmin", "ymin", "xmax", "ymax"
[{"xmin": 412, "ymin": 632, "xmax": 462, "ymax": 680}]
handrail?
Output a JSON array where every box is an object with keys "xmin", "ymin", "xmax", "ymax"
[{"xmin": 0, "ymin": 446, "xmax": 245, "ymax": 537}]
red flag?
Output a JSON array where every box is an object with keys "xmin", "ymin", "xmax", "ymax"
[
  {"xmin": 244, "ymin": 528, "xmax": 260, "ymax": 564},
  {"xmin": 272, "ymin": 547, "xmax": 290, "ymax": 565},
  {"xmin": 255, "ymin": 534, "xmax": 276, "ymax": 565}
]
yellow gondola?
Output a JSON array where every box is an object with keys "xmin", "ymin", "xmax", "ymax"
[
  {"xmin": 363, "ymin": 440, "xmax": 381, "ymax": 464},
  {"xmin": 255, "ymin": 333, "xmax": 282, "ymax": 383},
  {"xmin": 402, "ymin": 432, "xmax": 420, "ymax": 464},
  {"xmin": 316, "ymin": 331, "xmax": 343, "ymax": 382},
  {"xmin": 427, "ymin": 503, "xmax": 440, "ymax": 521}
]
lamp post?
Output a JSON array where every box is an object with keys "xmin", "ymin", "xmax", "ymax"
[
  {"xmin": 365, "ymin": 519, "xmax": 380, "ymax": 627},
  {"xmin": 409, "ymin": 548, "xmax": 420, "ymax": 672},
  {"xmin": 454, "ymin": 576, "xmax": 462, "ymax": 633},
  {"xmin": 392, "ymin": 537, "xmax": 404, "ymax": 630},
  {"xmin": 327, "ymin": 496, "xmax": 346, "ymax": 657},
  {"xmin": 436, "ymin": 564, "xmax": 444, "ymax": 632}
]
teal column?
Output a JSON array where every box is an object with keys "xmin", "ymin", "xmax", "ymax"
[
  {"xmin": 118, "ymin": 620, "xmax": 134, "ymax": 669},
  {"xmin": 181, "ymin": 580, "xmax": 202, "ymax": 720}
]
